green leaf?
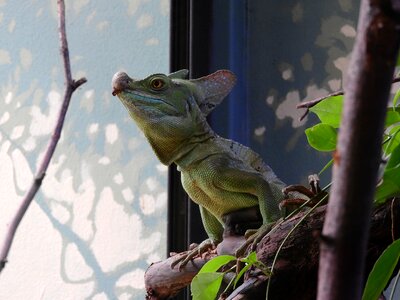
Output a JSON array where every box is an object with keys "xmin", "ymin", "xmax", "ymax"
[
  {"xmin": 387, "ymin": 143, "xmax": 400, "ymax": 169},
  {"xmin": 392, "ymin": 89, "xmax": 400, "ymax": 108},
  {"xmin": 191, "ymin": 272, "xmax": 224, "ymax": 300},
  {"xmin": 234, "ymin": 264, "xmax": 251, "ymax": 288},
  {"xmin": 236, "ymin": 252, "xmax": 271, "ymax": 285},
  {"xmin": 233, "ymin": 252, "xmax": 258, "ymax": 288},
  {"xmin": 384, "ymin": 125, "xmax": 400, "ymax": 155},
  {"xmin": 198, "ymin": 255, "xmax": 236, "ymax": 274},
  {"xmin": 191, "ymin": 255, "xmax": 236, "ymax": 300},
  {"xmin": 319, "ymin": 158, "xmax": 334, "ymax": 175},
  {"xmin": 240, "ymin": 251, "xmax": 257, "ymax": 264},
  {"xmin": 305, "ymin": 124, "xmax": 337, "ymax": 152},
  {"xmin": 362, "ymin": 239, "xmax": 400, "ymax": 300},
  {"xmin": 375, "ymin": 168, "xmax": 400, "ymax": 203},
  {"xmin": 385, "ymin": 110, "xmax": 400, "ymax": 127},
  {"xmin": 309, "ymin": 95, "xmax": 343, "ymax": 128},
  {"xmin": 375, "ymin": 144, "xmax": 400, "ymax": 203}
]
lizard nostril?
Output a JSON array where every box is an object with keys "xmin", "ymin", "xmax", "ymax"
[{"xmin": 112, "ymin": 71, "xmax": 132, "ymax": 95}]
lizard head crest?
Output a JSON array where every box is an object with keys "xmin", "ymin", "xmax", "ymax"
[{"xmin": 189, "ymin": 70, "xmax": 237, "ymax": 115}]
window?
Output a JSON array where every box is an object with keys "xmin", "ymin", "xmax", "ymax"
[{"xmin": 169, "ymin": 2, "xmax": 358, "ymax": 298}]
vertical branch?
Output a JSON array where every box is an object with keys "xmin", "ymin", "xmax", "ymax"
[
  {"xmin": 58, "ymin": 0, "xmax": 73, "ymax": 85},
  {"xmin": 0, "ymin": 0, "xmax": 87, "ymax": 273},
  {"xmin": 317, "ymin": 0, "xmax": 400, "ymax": 299}
]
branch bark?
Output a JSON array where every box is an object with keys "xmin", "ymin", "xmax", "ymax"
[
  {"xmin": 145, "ymin": 200, "xmax": 400, "ymax": 299},
  {"xmin": 145, "ymin": 252, "xmax": 215, "ymax": 299},
  {"xmin": 0, "ymin": 0, "xmax": 86, "ymax": 273},
  {"xmin": 317, "ymin": 1, "xmax": 400, "ymax": 299}
]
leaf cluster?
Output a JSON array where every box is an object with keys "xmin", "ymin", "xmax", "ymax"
[
  {"xmin": 305, "ymin": 90, "xmax": 400, "ymax": 298},
  {"xmin": 191, "ymin": 252, "xmax": 269, "ymax": 300},
  {"xmin": 190, "ymin": 89, "xmax": 400, "ymax": 299},
  {"xmin": 305, "ymin": 93, "xmax": 400, "ymax": 203}
]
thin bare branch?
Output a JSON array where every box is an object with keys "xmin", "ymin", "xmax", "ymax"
[
  {"xmin": 297, "ymin": 91, "xmax": 344, "ymax": 110},
  {"xmin": 297, "ymin": 75, "xmax": 400, "ymax": 121},
  {"xmin": 297, "ymin": 91, "xmax": 344, "ymax": 121},
  {"xmin": 0, "ymin": 0, "xmax": 86, "ymax": 273}
]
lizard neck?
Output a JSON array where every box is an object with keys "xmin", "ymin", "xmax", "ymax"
[
  {"xmin": 138, "ymin": 113, "xmax": 216, "ymax": 166},
  {"xmin": 174, "ymin": 134, "xmax": 221, "ymax": 170}
]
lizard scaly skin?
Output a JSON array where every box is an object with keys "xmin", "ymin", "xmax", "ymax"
[{"xmin": 112, "ymin": 70, "xmax": 287, "ymax": 266}]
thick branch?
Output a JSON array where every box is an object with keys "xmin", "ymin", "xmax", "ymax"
[
  {"xmin": 145, "ymin": 252, "xmax": 215, "ymax": 299},
  {"xmin": 317, "ymin": 1, "xmax": 400, "ymax": 299},
  {"xmin": 0, "ymin": 0, "xmax": 86, "ymax": 273},
  {"xmin": 145, "ymin": 200, "xmax": 399, "ymax": 299}
]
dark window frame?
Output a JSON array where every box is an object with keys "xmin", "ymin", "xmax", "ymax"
[
  {"xmin": 168, "ymin": 1, "xmax": 214, "ymax": 298},
  {"xmin": 168, "ymin": 0, "xmax": 214, "ymax": 257},
  {"xmin": 168, "ymin": 2, "xmax": 248, "ymax": 298}
]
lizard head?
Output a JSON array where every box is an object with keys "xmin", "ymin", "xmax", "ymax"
[
  {"xmin": 112, "ymin": 70, "xmax": 191, "ymax": 118},
  {"xmin": 111, "ymin": 69, "xmax": 236, "ymax": 164}
]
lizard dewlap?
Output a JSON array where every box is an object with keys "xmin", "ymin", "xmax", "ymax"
[{"xmin": 112, "ymin": 69, "xmax": 287, "ymax": 263}]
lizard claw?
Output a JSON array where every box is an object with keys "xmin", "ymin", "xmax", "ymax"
[
  {"xmin": 281, "ymin": 174, "xmax": 327, "ymax": 208},
  {"xmin": 170, "ymin": 250, "xmax": 198, "ymax": 270},
  {"xmin": 235, "ymin": 223, "xmax": 275, "ymax": 257},
  {"xmin": 170, "ymin": 238, "xmax": 218, "ymax": 270}
]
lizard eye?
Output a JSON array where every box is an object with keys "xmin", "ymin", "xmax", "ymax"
[{"xmin": 150, "ymin": 78, "xmax": 166, "ymax": 91}]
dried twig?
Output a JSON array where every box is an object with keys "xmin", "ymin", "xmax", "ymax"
[
  {"xmin": 297, "ymin": 91, "xmax": 344, "ymax": 110},
  {"xmin": 297, "ymin": 91, "xmax": 344, "ymax": 121},
  {"xmin": 297, "ymin": 75, "xmax": 400, "ymax": 121},
  {"xmin": 0, "ymin": 0, "xmax": 86, "ymax": 273}
]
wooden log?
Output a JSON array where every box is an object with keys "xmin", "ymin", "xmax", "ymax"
[
  {"xmin": 237, "ymin": 199, "xmax": 400, "ymax": 299},
  {"xmin": 145, "ymin": 251, "xmax": 217, "ymax": 299},
  {"xmin": 145, "ymin": 199, "xmax": 399, "ymax": 299}
]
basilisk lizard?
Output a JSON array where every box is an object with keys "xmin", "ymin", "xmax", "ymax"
[{"xmin": 112, "ymin": 69, "xmax": 295, "ymax": 266}]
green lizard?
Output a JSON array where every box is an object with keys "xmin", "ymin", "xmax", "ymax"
[{"xmin": 111, "ymin": 69, "xmax": 290, "ymax": 266}]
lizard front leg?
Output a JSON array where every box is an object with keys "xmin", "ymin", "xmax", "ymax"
[
  {"xmin": 170, "ymin": 206, "xmax": 223, "ymax": 269},
  {"xmin": 211, "ymin": 167, "xmax": 283, "ymax": 257}
]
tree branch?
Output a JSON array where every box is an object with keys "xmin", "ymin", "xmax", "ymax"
[
  {"xmin": 317, "ymin": 1, "xmax": 400, "ymax": 299},
  {"xmin": 144, "ymin": 200, "xmax": 400, "ymax": 299},
  {"xmin": 0, "ymin": 0, "xmax": 86, "ymax": 273},
  {"xmin": 297, "ymin": 91, "xmax": 344, "ymax": 121},
  {"xmin": 297, "ymin": 74, "xmax": 400, "ymax": 121}
]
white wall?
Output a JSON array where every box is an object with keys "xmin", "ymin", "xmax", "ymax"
[{"xmin": 0, "ymin": 1, "xmax": 169, "ymax": 299}]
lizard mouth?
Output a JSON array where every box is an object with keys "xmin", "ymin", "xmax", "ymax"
[
  {"xmin": 111, "ymin": 71, "xmax": 178, "ymax": 114},
  {"xmin": 121, "ymin": 90, "xmax": 173, "ymax": 106},
  {"xmin": 112, "ymin": 88, "xmax": 121, "ymax": 96}
]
